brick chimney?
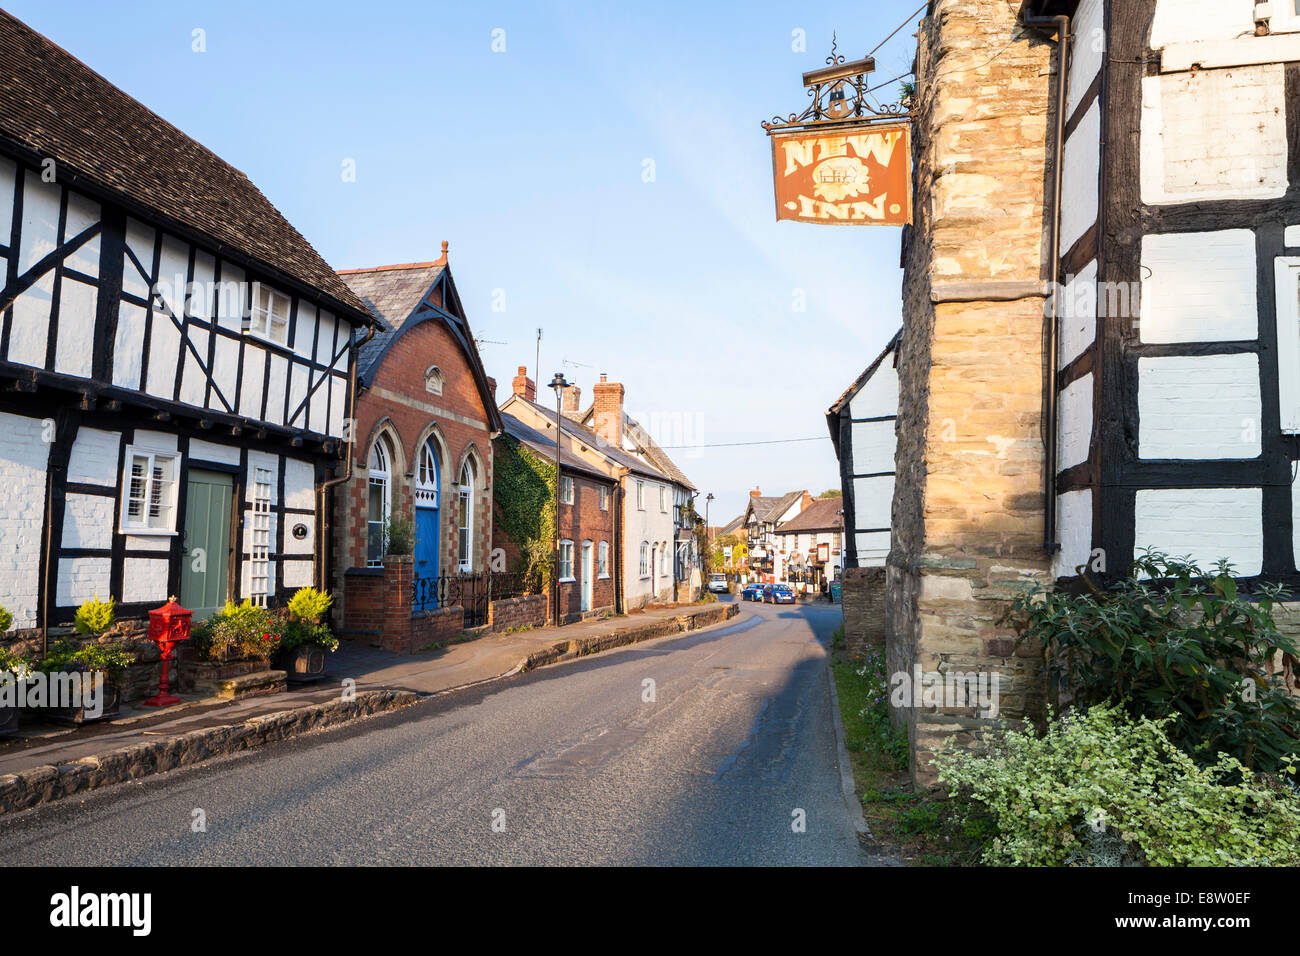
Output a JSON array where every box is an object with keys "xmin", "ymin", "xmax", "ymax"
[
  {"xmin": 563, "ymin": 384, "xmax": 582, "ymax": 413},
  {"xmin": 800, "ymin": 491, "xmax": 813, "ymax": 512},
  {"xmin": 592, "ymin": 374, "xmax": 624, "ymax": 445},
  {"xmin": 750, "ymin": 487, "xmax": 763, "ymax": 498},
  {"xmin": 511, "ymin": 365, "xmax": 535, "ymax": 402},
  {"xmin": 486, "ymin": 376, "xmax": 497, "ymax": 398}
]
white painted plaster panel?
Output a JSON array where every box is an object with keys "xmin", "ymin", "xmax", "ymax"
[
  {"xmin": 61, "ymin": 494, "xmax": 113, "ymax": 550},
  {"xmin": 17, "ymin": 176, "xmax": 59, "ymax": 273},
  {"xmin": 0, "ymin": 413, "xmax": 50, "ymax": 626},
  {"xmin": 1058, "ymin": 373, "xmax": 1094, "ymax": 471},
  {"xmin": 1150, "ymin": 0, "xmax": 1257, "ymax": 47},
  {"xmin": 67, "ymin": 427, "xmax": 120, "ymax": 486},
  {"xmin": 1060, "ymin": 259, "xmax": 1098, "ymax": 368},
  {"xmin": 189, "ymin": 438, "xmax": 240, "ymax": 466},
  {"xmin": 1141, "ymin": 67, "xmax": 1288, "ymax": 205},
  {"xmin": 1053, "ymin": 488, "xmax": 1093, "ymax": 580},
  {"xmin": 1138, "ymin": 354, "xmax": 1262, "ymax": 459},
  {"xmin": 1140, "ymin": 230, "xmax": 1259, "ymax": 343},
  {"xmin": 849, "ymin": 418, "xmax": 896, "ymax": 477},
  {"xmin": 1061, "ymin": 100, "xmax": 1101, "ymax": 252},
  {"xmin": 1068, "ymin": 0, "xmax": 1105, "ymax": 118},
  {"xmin": 121, "ymin": 558, "xmax": 170, "ymax": 604},
  {"xmin": 8, "ymin": 271, "xmax": 53, "ymax": 367},
  {"xmin": 282, "ymin": 560, "xmax": 314, "ymax": 588},
  {"xmin": 56, "ymin": 557, "xmax": 111, "ymax": 607},
  {"xmin": 54, "ymin": 276, "xmax": 97, "ymax": 378},
  {"xmin": 1134, "ymin": 487, "xmax": 1263, "ymax": 576},
  {"xmin": 283, "ymin": 457, "xmax": 315, "ymax": 511},
  {"xmin": 852, "ymin": 474, "xmax": 894, "ymax": 531},
  {"xmin": 112, "ymin": 301, "xmax": 146, "ymax": 389}
]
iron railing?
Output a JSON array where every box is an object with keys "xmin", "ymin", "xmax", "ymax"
[{"xmin": 411, "ymin": 572, "xmax": 531, "ymax": 627}]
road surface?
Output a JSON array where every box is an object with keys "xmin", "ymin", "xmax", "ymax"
[{"xmin": 0, "ymin": 597, "xmax": 874, "ymax": 865}]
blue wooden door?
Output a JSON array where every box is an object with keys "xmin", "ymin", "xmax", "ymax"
[{"xmin": 415, "ymin": 506, "xmax": 440, "ymax": 609}]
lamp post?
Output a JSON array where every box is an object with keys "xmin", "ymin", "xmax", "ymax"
[{"xmin": 548, "ymin": 372, "xmax": 570, "ymax": 626}]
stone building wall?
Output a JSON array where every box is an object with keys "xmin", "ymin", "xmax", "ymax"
[{"xmin": 888, "ymin": 0, "xmax": 1057, "ymax": 787}]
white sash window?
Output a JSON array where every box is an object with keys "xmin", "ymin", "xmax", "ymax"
[
  {"xmin": 367, "ymin": 439, "xmax": 391, "ymax": 567},
  {"xmin": 598, "ymin": 540, "xmax": 609, "ymax": 578},
  {"xmin": 457, "ymin": 461, "xmax": 474, "ymax": 571},
  {"xmin": 558, "ymin": 539, "xmax": 574, "ymax": 581},
  {"xmin": 248, "ymin": 283, "xmax": 291, "ymax": 346}
]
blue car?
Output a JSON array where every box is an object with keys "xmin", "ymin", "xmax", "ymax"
[
  {"xmin": 741, "ymin": 582, "xmax": 765, "ymax": 601},
  {"xmin": 764, "ymin": 584, "xmax": 796, "ymax": 605}
]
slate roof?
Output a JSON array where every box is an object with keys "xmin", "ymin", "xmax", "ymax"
[
  {"xmin": 0, "ymin": 10, "xmax": 371, "ymax": 324},
  {"xmin": 718, "ymin": 515, "xmax": 745, "ymax": 537},
  {"xmin": 504, "ymin": 394, "xmax": 668, "ymax": 482},
  {"xmin": 338, "ymin": 261, "xmax": 446, "ymax": 373},
  {"xmin": 499, "ymin": 410, "xmax": 612, "ymax": 482},
  {"xmin": 776, "ymin": 498, "xmax": 844, "ymax": 534},
  {"xmin": 624, "ymin": 415, "xmax": 696, "ymax": 492}
]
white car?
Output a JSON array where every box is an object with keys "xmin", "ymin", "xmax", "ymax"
[{"xmin": 708, "ymin": 573, "xmax": 729, "ymax": 593}]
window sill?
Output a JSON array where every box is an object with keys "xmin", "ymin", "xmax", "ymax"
[
  {"xmin": 244, "ymin": 327, "xmax": 289, "ymax": 350},
  {"xmin": 119, "ymin": 527, "xmax": 177, "ymax": 537},
  {"xmin": 558, "ymin": 576, "xmax": 576, "ymax": 584},
  {"xmin": 598, "ymin": 573, "xmax": 610, "ymax": 580}
]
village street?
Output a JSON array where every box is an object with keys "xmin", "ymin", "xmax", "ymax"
[{"xmin": 0, "ymin": 598, "xmax": 875, "ymax": 866}]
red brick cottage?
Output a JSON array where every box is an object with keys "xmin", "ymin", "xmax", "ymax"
[
  {"xmin": 496, "ymin": 373, "xmax": 618, "ymax": 623},
  {"xmin": 330, "ymin": 247, "xmax": 502, "ymax": 639}
]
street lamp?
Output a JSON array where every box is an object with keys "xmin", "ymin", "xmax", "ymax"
[{"xmin": 549, "ymin": 372, "xmax": 570, "ymax": 626}]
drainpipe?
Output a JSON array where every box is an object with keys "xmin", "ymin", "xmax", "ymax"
[
  {"xmin": 317, "ymin": 324, "xmax": 377, "ymax": 591},
  {"xmin": 1021, "ymin": 4, "xmax": 1071, "ymax": 555}
]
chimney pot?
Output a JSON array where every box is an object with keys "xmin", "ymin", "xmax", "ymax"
[{"xmin": 750, "ymin": 487, "xmax": 762, "ymax": 497}]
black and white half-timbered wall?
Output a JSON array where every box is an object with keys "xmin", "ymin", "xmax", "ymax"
[
  {"xmin": 1031, "ymin": 0, "xmax": 1300, "ymax": 587},
  {"xmin": 0, "ymin": 11, "xmax": 375, "ymax": 629},
  {"xmin": 826, "ymin": 330, "xmax": 900, "ymax": 570}
]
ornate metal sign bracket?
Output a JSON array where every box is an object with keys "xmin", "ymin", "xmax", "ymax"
[{"xmin": 761, "ymin": 33, "xmax": 913, "ymax": 133}]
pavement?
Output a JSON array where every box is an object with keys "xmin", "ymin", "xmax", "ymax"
[
  {"xmin": 0, "ymin": 596, "xmax": 886, "ymax": 865},
  {"xmin": 0, "ymin": 601, "xmax": 733, "ymax": 782}
]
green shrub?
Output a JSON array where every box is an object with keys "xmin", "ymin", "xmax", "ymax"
[
  {"xmin": 0, "ymin": 644, "xmax": 30, "ymax": 677},
  {"xmin": 385, "ymin": 513, "xmax": 414, "ymax": 557},
  {"xmin": 287, "ymin": 586, "xmax": 333, "ymax": 622},
  {"xmin": 1007, "ymin": 549, "xmax": 1300, "ymax": 771},
  {"xmin": 192, "ymin": 600, "xmax": 281, "ymax": 661},
  {"xmin": 36, "ymin": 640, "xmax": 135, "ymax": 686},
  {"xmin": 73, "ymin": 594, "xmax": 116, "ymax": 636},
  {"xmin": 0, "ymin": 605, "xmax": 12, "ymax": 634},
  {"xmin": 278, "ymin": 618, "xmax": 339, "ymax": 654},
  {"xmin": 935, "ymin": 703, "xmax": 1300, "ymax": 866}
]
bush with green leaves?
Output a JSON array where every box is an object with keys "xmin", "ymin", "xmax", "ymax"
[
  {"xmin": 36, "ymin": 640, "xmax": 135, "ymax": 687},
  {"xmin": 935, "ymin": 703, "xmax": 1300, "ymax": 866},
  {"xmin": 73, "ymin": 594, "xmax": 116, "ymax": 636},
  {"xmin": 1006, "ymin": 549, "xmax": 1300, "ymax": 771},
  {"xmin": 385, "ymin": 513, "xmax": 414, "ymax": 557},
  {"xmin": 287, "ymin": 586, "xmax": 333, "ymax": 623},
  {"xmin": 0, "ymin": 605, "xmax": 12, "ymax": 634},
  {"xmin": 278, "ymin": 618, "xmax": 339, "ymax": 655},
  {"xmin": 191, "ymin": 600, "xmax": 281, "ymax": 661},
  {"xmin": 0, "ymin": 644, "xmax": 30, "ymax": 678}
]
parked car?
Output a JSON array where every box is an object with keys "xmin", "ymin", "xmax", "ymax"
[
  {"xmin": 708, "ymin": 573, "xmax": 729, "ymax": 594},
  {"xmin": 764, "ymin": 584, "xmax": 796, "ymax": 605},
  {"xmin": 741, "ymin": 581, "xmax": 765, "ymax": 601}
]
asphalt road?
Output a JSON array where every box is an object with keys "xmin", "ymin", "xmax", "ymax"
[{"xmin": 0, "ymin": 596, "xmax": 873, "ymax": 866}]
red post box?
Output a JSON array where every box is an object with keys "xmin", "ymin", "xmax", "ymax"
[{"xmin": 143, "ymin": 596, "xmax": 192, "ymax": 707}]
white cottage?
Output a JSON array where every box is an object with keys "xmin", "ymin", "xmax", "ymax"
[{"xmin": 0, "ymin": 11, "xmax": 375, "ymax": 629}]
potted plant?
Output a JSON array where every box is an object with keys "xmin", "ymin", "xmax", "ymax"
[
  {"xmin": 32, "ymin": 639, "xmax": 134, "ymax": 724},
  {"xmin": 184, "ymin": 599, "xmax": 282, "ymax": 690},
  {"xmin": 0, "ymin": 643, "xmax": 29, "ymax": 735},
  {"xmin": 276, "ymin": 587, "xmax": 338, "ymax": 682}
]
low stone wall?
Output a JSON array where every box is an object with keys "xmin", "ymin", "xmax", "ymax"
[
  {"xmin": 489, "ymin": 594, "xmax": 547, "ymax": 632},
  {"xmin": 841, "ymin": 566, "xmax": 886, "ymax": 658}
]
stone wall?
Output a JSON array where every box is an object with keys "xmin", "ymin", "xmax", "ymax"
[
  {"xmin": 888, "ymin": 0, "xmax": 1056, "ymax": 787},
  {"xmin": 841, "ymin": 566, "xmax": 886, "ymax": 659}
]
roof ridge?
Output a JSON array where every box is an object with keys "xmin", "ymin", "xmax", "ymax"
[{"xmin": 337, "ymin": 261, "xmax": 443, "ymax": 275}]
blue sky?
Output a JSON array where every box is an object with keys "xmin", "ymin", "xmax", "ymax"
[{"xmin": 10, "ymin": 0, "xmax": 922, "ymax": 523}]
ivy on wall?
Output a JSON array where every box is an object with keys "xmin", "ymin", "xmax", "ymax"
[{"xmin": 492, "ymin": 434, "xmax": 557, "ymax": 593}]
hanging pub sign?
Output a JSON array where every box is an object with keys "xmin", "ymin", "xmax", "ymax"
[
  {"xmin": 761, "ymin": 35, "xmax": 913, "ymax": 227},
  {"xmin": 770, "ymin": 124, "xmax": 911, "ymax": 225}
]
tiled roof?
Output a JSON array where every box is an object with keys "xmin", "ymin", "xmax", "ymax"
[
  {"xmin": 776, "ymin": 498, "xmax": 843, "ymax": 533},
  {"xmin": 0, "ymin": 9, "xmax": 371, "ymax": 323},
  {"xmin": 718, "ymin": 514, "xmax": 745, "ymax": 536},
  {"xmin": 338, "ymin": 261, "xmax": 446, "ymax": 373}
]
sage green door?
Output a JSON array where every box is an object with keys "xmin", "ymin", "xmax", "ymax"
[{"xmin": 181, "ymin": 469, "xmax": 233, "ymax": 620}]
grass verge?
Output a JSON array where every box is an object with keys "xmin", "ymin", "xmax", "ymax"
[{"xmin": 829, "ymin": 626, "xmax": 993, "ymax": 865}]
